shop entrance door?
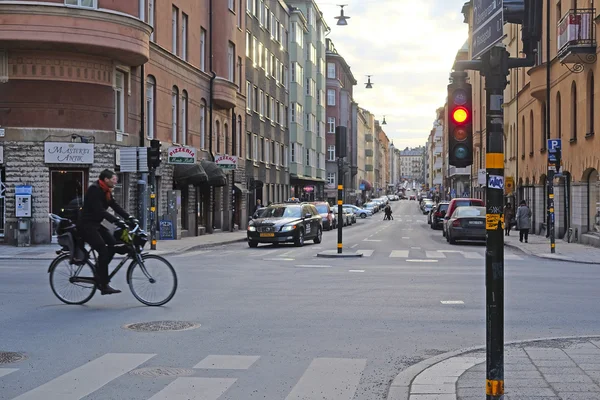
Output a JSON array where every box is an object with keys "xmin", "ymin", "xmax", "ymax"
[{"xmin": 50, "ymin": 169, "xmax": 87, "ymax": 225}]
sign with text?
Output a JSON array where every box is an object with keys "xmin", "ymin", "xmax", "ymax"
[
  {"xmin": 44, "ymin": 142, "xmax": 94, "ymax": 164},
  {"xmin": 215, "ymin": 154, "xmax": 238, "ymax": 170},
  {"xmin": 547, "ymin": 139, "xmax": 562, "ymax": 172},
  {"xmin": 167, "ymin": 146, "xmax": 196, "ymax": 164},
  {"xmin": 471, "ymin": 0, "xmax": 504, "ymax": 59}
]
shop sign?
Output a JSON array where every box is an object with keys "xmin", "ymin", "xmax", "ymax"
[
  {"xmin": 215, "ymin": 154, "xmax": 238, "ymax": 170},
  {"xmin": 168, "ymin": 146, "xmax": 196, "ymax": 164},
  {"xmin": 44, "ymin": 142, "xmax": 94, "ymax": 164},
  {"xmin": 0, "ymin": 146, "xmax": 3, "ymax": 164}
]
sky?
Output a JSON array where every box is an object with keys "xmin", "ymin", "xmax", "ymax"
[{"xmin": 316, "ymin": 0, "xmax": 469, "ymax": 150}]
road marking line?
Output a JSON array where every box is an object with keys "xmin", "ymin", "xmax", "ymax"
[
  {"xmin": 411, "ymin": 247, "xmax": 421, "ymax": 250},
  {"xmin": 407, "ymin": 259, "xmax": 438, "ymax": 263},
  {"xmin": 351, "ymin": 244, "xmax": 358, "ymax": 248},
  {"xmin": 194, "ymin": 355, "xmax": 260, "ymax": 370},
  {"xmin": 402, "ymin": 237, "xmax": 410, "ymax": 239},
  {"xmin": 426, "ymin": 251, "xmax": 446, "ymax": 259},
  {"xmin": 284, "ymin": 358, "xmax": 366, "ymax": 400},
  {"xmin": 349, "ymin": 270, "xmax": 365, "ymax": 273},
  {"xmin": 363, "ymin": 239, "xmax": 382, "ymax": 242},
  {"xmin": 357, "ymin": 250, "xmax": 374, "ymax": 257},
  {"xmin": 441, "ymin": 300, "xmax": 465, "ymax": 304},
  {"xmin": 438, "ymin": 250, "xmax": 462, "ymax": 253},
  {"xmin": 463, "ymin": 252, "xmax": 484, "ymax": 259},
  {"xmin": 148, "ymin": 377, "xmax": 237, "ymax": 400},
  {"xmin": 263, "ymin": 258, "xmax": 294, "ymax": 261},
  {"xmin": 0, "ymin": 368, "xmax": 18, "ymax": 378},
  {"xmin": 12, "ymin": 353, "xmax": 155, "ymax": 400},
  {"xmin": 389, "ymin": 250, "xmax": 409, "ymax": 258},
  {"xmin": 295, "ymin": 265, "xmax": 331, "ymax": 268},
  {"xmin": 505, "ymin": 254, "xmax": 524, "ymax": 260},
  {"xmin": 248, "ymin": 249, "xmax": 278, "ymax": 257}
]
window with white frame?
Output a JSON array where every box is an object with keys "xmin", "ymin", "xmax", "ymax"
[
  {"xmin": 327, "ymin": 62, "xmax": 336, "ymax": 79},
  {"xmin": 228, "ymin": 42, "xmax": 235, "ymax": 81},
  {"xmin": 266, "ymin": 8, "xmax": 271, "ymax": 34},
  {"xmin": 65, "ymin": 0, "xmax": 96, "ymax": 8},
  {"xmin": 247, "ymin": 0, "xmax": 252, "ymax": 14},
  {"xmin": 306, "ymin": 148, "xmax": 310, "ymax": 165},
  {"xmin": 172, "ymin": 6, "xmax": 178, "ymax": 56},
  {"xmin": 181, "ymin": 90, "xmax": 188, "ymax": 145},
  {"xmin": 265, "ymin": 94, "xmax": 270, "ymax": 119},
  {"xmin": 296, "ymin": 63, "xmax": 303, "ymax": 84},
  {"xmin": 246, "ymin": 81, "xmax": 252, "ymax": 112},
  {"xmin": 253, "ymin": 134, "xmax": 258, "ymax": 161},
  {"xmin": 182, "ymin": 13, "xmax": 188, "ymax": 61},
  {"xmin": 275, "ymin": 142, "xmax": 280, "ymax": 166},
  {"xmin": 171, "ymin": 86, "xmax": 179, "ymax": 142},
  {"xmin": 309, "ymin": 114, "xmax": 316, "ymax": 132},
  {"xmin": 279, "ymin": 103, "xmax": 284, "ymax": 125},
  {"xmin": 283, "ymin": 66, "xmax": 288, "ymax": 89},
  {"xmin": 327, "ymin": 89, "xmax": 336, "ymax": 106},
  {"xmin": 290, "ymin": 102, "xmax": 296, "ymax": 123},
  {"xmin": 146, "ymin": 76, "xmax": 155, "ymax": 138},
  {"xmin": 246, "ymin": 31, "xmax": 251, "ymax": 59},
  {"xmin": 259, "ymin": 89, "xmax": 264, "ymax": 116},
  {"xmin": 328, "ymin": 145, "xmax": 335, "ymax": 161},
  {"xmin": 252, "ymin": 36, "xmax": 258, "ymax": 66},
  {"xmin": 115, "ymin": 71, "xmax": 125, "ymax": 132},
  {"xmin": 238, "ymin": 0, "xmax": 242, "ymax": 26},
  {"xmin": 293, "ymin": 22, "xmax": 303, "ymax": 47},
  {"xmin": 296, "ymin": 104, "xmax": 303, "ymax": 124},
  {"xmin": 246, "ymin": 132, "xmax": 252, "ymax": 158},
  {"xmin": 270, "ymin": 54, "xmax": 276, "ymax": 76},
  {"xmin": 253, "ymin": 86, "xmax": 258, "ymax": 112},
  {"xmin": 327, "ymin": 173, "xmax": 335, "ymax": 185},
  {"xmin": 328, "ymin": 117, "xmax": 335, "ymax": 133},
  {"xmin": 318, "ymin": 90, "xmax": 324, "ymax": 106},
  {"xmin": 265, "ymin": 139, "xmax": 270, "ymax": 165},
  {"xmin": 308, "ymin": 44, "xmax": 316, "ymax": 64},
  {"xmin": 270, "ymin": 97, "xmax": 275, "ymax": 122},
  {"xmin": 319, "ymin": 121, "xmax": 325, "ymax": 137},
  {"xmin": 201, "ymin": 28, "xmax": 207, "ymax": 71},
  {"xmin": 284, "ymin": 145, "xmax": 288, "ymax": 167},
  {"xmin": 228, "ymin": 0, "xmax": 234, "ymax": 11},
  {"xmin": 319, "ymin": 153, "xmax": 325, "ymax": 169},
  {"xmin": 285, "ymin": 106, "xmax": 288, "ymax": 126},
  {"xmin": 200, "ymin": 100, "xmax": 206, "ymax": 149},
  {"xmin": 271, "ymin": 13, "xmax": 276, "ymax": 38},
  {"xmin": 237, "ymin": 116, "xmax": 242, "ymax": 156},
  {"xmin": 258, "ymin": 42, "xmax": 263, "ymax": 69},
  {"xmin": 260, "ymin": 137, "xmax": 265, "ymax": 161},
  {"xmin": 148, "ymin": 0, "xmax": 155, "ymax": 41}
]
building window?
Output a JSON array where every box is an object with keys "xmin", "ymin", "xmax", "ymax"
[
  {"xmin": 200, "ymin": 99, "xmax": 207, "ymax": 149},
  {"xmin": 253, "ymin": 86, "xmax": 258, "ymax": 112},
  {"xmin": 238, "ymin": 0, "xmax": 242, "ymax": 25},
  {"xmin": 246, "ymin": 81, "xmax": 252, "ymax": 112},
  {"xmin": 291, "ymin": 102, "xmax": 296, "ymax": 123},
  {"xmin": 306, "ymin": 148, "xmax": 310, "ymax": 165},
  {"xmin": 237, "ymin": 116, "xmax": 242, "ymax": 156},
  {"xmin": 146, "ymin": 76, "xmax": 156, "ymax": 139},
  {"xmin": 541, "ymin": 102, "xmax": 546, "ymax": 151},
  {"xmin": 224, "ymin": 124, "xmax": 229, "ymax": 154},
  {"xmin": 182, "ymin": 13, "xmax": 188, "ymax": 61},
  {"xmin": 587, "ymin": 72, "xmax": 594, "ymax": 135},
  {"xmin": 172, "ymin": 6, "xmax": 178, "ymax": 56},
  {"xmin": 65, "ymin": 0, "xmax": 96, "ymax": 8},
  {"xmin": 114, "ymin": 71, "xmax": 125, "ymax": 133},
  {"xmin": 246, "ymin": 31, "xmax": 251, "ymax": 59},
  {"xmin": 215, "ymin": 121, "xmax": 221, "ymax": 153},
  {"xmin": 148, "ymin": 0, "xmax": 155, "ymax": 41},
  {"xmin": 571, "ymin": 81, "xmax": 577, "ymax": 141},
  {"xmin": 258, "ymin": 42, "xmax": 263, "ymax": 68},
  {"xmin": 328, "ymin": 117, "xmax": 335, "ymax": 133},
  {"xmin": 291, "ymin": 143, "xmax": 296, "ymax": 163},
  {"xmin": 556, "ymin": 92, "xmax": 562, "ymax": 139},
  {"xmin": 200, "ymin": 28, "xmax": 206, "ymax": 71},
  {"xmin": 181, "ymin": 90, "xmax": 188, "ymax": 145},
  {"xmin": 328, "ymin": 145, "xmax": 335, "ymax": 161},
  {"xmin": 259, "ymin": 89, "xmax": 264, "ymax": 117},
  {"xmin": 172, "ymin": 86, "xmax": 179, "ymax": 143},
  {"xmin": 327, "ymin": 173, "xmax": 335, "ymax": 185},
  {"xmin": 327, "ymin": 63, "xmax": 336, "ymax": 79},
  {"xmin": 228, "ymin": 0, "xmax": 234, "ymax": 11},
  {"xmin": 247, "ymin": 0, "xmax": 252, "ymax": 14},
  {"xmin": 529, "ymin": 110, "xmax": 534, "ymax": 156},
  {"xmin": 327, "ymin": 89, "xmax": 336, "ymax": 106},
  {"xmin": 228, "ymin": 42, "xmax": 235, "ymax": 82},
  {"xmin": 270, "ymin": 97, "xmax": 275, "ymax": 122},
  {"xmin": 247, "ymin": 132, "xmax": 252, "ymax": 159},
  {"xmin": 253, "ymin": 135, "xmax": 258, "ymax": 161}
]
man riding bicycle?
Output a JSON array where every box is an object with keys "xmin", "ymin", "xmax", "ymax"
[{"xmin": 78, "ymin": 169, "xmax": 135, "ymax": 295}]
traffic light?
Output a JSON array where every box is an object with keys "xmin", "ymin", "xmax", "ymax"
[
  {"xmin": 335, "ymin": 126, "xmax": 347, "ymax": 158},
  {"xmin": 504, "ymin": 0, "xmax": 543, "ymax": 57},
  {"xmin": 147, "ymin": 139, "xmax": 162, "ymax": 169},
  {"xmin": 447, "ymin": 76, "xmax": 473, "ymax": 168}
]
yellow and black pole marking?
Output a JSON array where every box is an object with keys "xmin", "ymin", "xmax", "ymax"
[
  {"xmin": 149, "ymin": 170, "xmax": 157, "ymax": 250},
  {"xmin": 337, "ymin": 183, "xmax": 343, "ymax": 254},
  {"xmin": 481, "ymin": 46, "xmax": 506, "ymax": 400},
  {"xmin": 548, "ymin": 171, "xmax": 556, "ymax": 253}
]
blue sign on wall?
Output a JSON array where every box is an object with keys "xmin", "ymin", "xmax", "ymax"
[{"xmin": 15, "ymin": 185, "xmax": 33, "ymax": 195}]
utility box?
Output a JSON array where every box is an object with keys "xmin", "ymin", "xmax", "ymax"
[{"xmin": 15, "ymin": 185, "xmax": 33, "ymax": 247}]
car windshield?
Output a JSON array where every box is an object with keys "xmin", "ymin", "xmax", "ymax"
[
  {"xmin": 262, "ymin": 206, "xmax": 302, "ymax": 218},
  {"xmin": 315, "ymin": 205, "xmax": 329, "ymax": 214},
  {"xmin": 456, "ymin": 207, "xmax": 486, "ymax": 217},
  {"xmin": 455, "ymin": 200, "xmax": 481, "ymax": 207},
  {"xmin": 438, "ymin": 204, "xmax": 449, "ymax": 212}
]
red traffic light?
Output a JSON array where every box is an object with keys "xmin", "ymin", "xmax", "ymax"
[{"xmin": 451, "ymin": 107, "xmax": 469, "ymax": 124}]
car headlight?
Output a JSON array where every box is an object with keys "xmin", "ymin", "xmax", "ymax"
[
  {"xmin": 248, "ymin": 226, "xmax": 256, "ymax": 232},
  {"xmin": 281, "ymin": 225, "xmax": 296, "ymax": 232}
]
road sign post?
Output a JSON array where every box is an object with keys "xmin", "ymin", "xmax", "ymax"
[{"xmin": 547, "ymin": 139, "xmax": 561, "ymax": 254}]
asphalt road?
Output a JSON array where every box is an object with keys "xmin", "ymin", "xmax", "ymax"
[{"xmin": 1, "ymin": 199, "xmax": 599, "ymax": 400}]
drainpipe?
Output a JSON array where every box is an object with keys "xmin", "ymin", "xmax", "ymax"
[
  {"xmin": 139, "ymin": 64, "xmax": 148, "ymax": 231},
  {"xmin": 515, "ymin": 38, "xmax": 519, "ymax": 207},
  {"xmin": 208, "ymin": 0, "xmax": 216, "ymax": 232}
]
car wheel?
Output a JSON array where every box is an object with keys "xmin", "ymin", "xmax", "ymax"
[
  {"xmin": 446, "ymin": 232, "xmax": 450, "ymax": 242},
  {"xmin": 248, "ymin": 241, "xmax": 258, "ymax": 248},
  {"xmin": 449, "ymin": 233, "xmax": 456, "ymax": 244},
  {"xmin": 361, "ymin": 213, "xmax": 366, "ymax": 218},
  {"xmin": 442, "ymin": 227, "xmax": 446, "ymax": 237},
  {"xmin": 294, "ymin": 229, "xmax": 304, "ymax": 247},
  {"xmin": 430, "ymin": 221, "xmax": 435, "ymax": 229},
  {"xmin": 313, "ymin": 227, "xmax": 322, "ymax": 244}
]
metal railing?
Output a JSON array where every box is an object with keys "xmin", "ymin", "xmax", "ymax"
[{"xmin": 557, "ymin": 8, "xmax": 596, "ymax": 54}]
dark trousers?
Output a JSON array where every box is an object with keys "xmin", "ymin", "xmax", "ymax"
[
  {"xmin": 505, "ymin": 222, "xmax": 512, "ymax": 235},
  {"xmin": 519, "ymin": 229, "xmax": 529, "ymax": 242},
  {"xmin": 80, "ymin": 225, "xmax": 116, "ymax": 286}
]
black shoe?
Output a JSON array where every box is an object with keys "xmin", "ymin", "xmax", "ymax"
[{"xmin": 100, "ymin": 284, "xmax": 122, "ymax": 295}]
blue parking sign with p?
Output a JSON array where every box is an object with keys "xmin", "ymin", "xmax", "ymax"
[{"xmin": 548, "ymin": 139, "xmax": 561, "ymax": 151}]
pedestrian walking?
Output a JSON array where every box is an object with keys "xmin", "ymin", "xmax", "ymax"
[
  {"xmin": 254, "ymin": 199, "xmax": 262, "ymax": 213},
  {"xmin": 503, "ymin": 203, "xmax": 514, "ymax": 236},
  {"xmin": 516, "ymin": 200, "xmax": 532, "ymax": 243}
]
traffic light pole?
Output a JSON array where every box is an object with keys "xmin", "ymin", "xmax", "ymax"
[
  {"xmin": 149, "ymin": 167, "xmax": 157, "ymax": 250},
  {"xmin": 337, "ymin": 157, "xmax": 343, "ymax": 254}
]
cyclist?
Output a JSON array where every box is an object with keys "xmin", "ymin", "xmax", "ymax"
[{"xmin": 78, "ymin": 169, "xmax": 134, "ymax": 295}]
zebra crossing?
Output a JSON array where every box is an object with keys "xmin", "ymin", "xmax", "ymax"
[
  {"xmin": 356, "ymin": 249, "xmax": 524, "ymax": 260},
  {"xmin": 2, "ymin": 353, "xmax": 370, "ymax": 400}
]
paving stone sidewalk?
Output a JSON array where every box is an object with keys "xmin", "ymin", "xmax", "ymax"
[
  {"xmin": 504, "ymin": 234, "xmax": 600, "ymax": 265},
  {"xmin": 0, "ymin": 230, "xmax": 247, "ymax": 260},
  {"xmin": 388, "ymin": 337, "xmax": 600, "ymax": 400}
]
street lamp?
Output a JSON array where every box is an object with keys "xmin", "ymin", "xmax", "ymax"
[
  {"xmin": 365, "ymin": 75, "xmax": 373, "ymax": 89},
  {"xmin": 382, "ymin": 116, "xmax": 387, "ymax": 125},
  {"xmin": 335, "ymin": 5, "xmax": 350, "ymax": 26}
]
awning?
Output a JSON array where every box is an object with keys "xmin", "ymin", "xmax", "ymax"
[
  {"xmin": 201, "ymin": 159, "xmax": 227, "ymax": 187},
  {"xmin": 360, "ymin": 180, "xmax": 373, "ymax": 190},
  {"xmin": 233, "ymin": 183, "xmax": 249, "ymax": 194},
  {"xmin": 173, "ymin": 164, "xmax": 208, "ymax": 186}
]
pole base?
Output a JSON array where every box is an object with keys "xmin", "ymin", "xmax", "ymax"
[{"xmin": 317, "ymin": 250, "xmax": 364, "ymax": 258}]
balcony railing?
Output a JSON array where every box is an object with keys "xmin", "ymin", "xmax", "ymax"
[{"xmin": 557, "ymin": 8, "xmax": 596, "ymax": 64}]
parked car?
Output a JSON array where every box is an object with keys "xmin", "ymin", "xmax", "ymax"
[
  {"xmin": 343, "ymin": 207, "xmax": 357, "ymax": 224},
  {"xmin": 409, "ymin": 195, "xmax": 416, "ymax": 201},
  {"xmin": 311, "ymin": 202, "xmax": 336, "ymax": 231},
  {"xmin": 442, "ymin": 198, "xmax": 486, "ymax": 237},
  {"xmin": 343, "ymin": 204, "xmax": 372, "ymax": 218},
  {"xmin": 247, "ymin": 203, "xmax": 322, "ymax": 247},
  {"xmin": 446, "ymin": 206, "xmax": 487, "ymax": 244},
  {"xmin": 422, "ymin": 201, "xmax": 434, "ymax": 215},
  {"xmin": 430, "ymin": 202, "xmax": 450, "ymax": 230},
  {"xmin": 364, "ymin": 202, "xmax": 379, "ymax": 213}
]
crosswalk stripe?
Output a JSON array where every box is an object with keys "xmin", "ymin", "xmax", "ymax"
[
  {"xmin": 12, "ymin": 353, "xmax": 155, "ymax": 400},
  {"xmin": 194, "ymin": 355, "xmax": 260, "ymax": 370},
  {"xmin": 284, "ymin": 358, "xmax": 366, "ymax": 400},
  {"xmin": 0, "ymin": 368, "xmax": 18, "ymax": 378},
  {"xmin": 389, "ymin": 250, "xmax": 409, "ymax": 258},
  {"xmin": 463, "ymin": 252, "xmax": 484, "ymax": 259},
  {"xmin": 148, "ymin": 377, "xmax": 237, "ymax": 400},
  {"xmin": 425, "ymin": 251, "xmax": 446, "ymax": 258},
  {"xmin": 505, "ymin": 254, "xmax": 524, "ymax": 260},
  {"xmin": 248, "ymin": 249, "xmax": 278, "ymax": 257},
  {"xmin": 173, "ymin": 250, "xmax": 211, "ymax": 258},
  {"xmin": 357, "ymin": 250, "xmax": 373, "ymax": 257}
]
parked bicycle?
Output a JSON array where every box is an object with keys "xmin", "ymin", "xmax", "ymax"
[{"xmin": 48, "ymin": 214, "xmax": 177, "ymax": 306}]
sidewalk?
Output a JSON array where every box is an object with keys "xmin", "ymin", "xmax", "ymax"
[
  {"xmin": 387, "ymin": 336, "xmax": 600, "ymax": 400},
  {"xmin": 504, "ymin": 233, "xmax": 600, "ymax": 265},
  {"xmin": 0, "ymin": 230, "xmax": 247, "ymax": 260}
]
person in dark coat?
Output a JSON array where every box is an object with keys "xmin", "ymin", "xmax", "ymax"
[
  {"xmin": 515, "ymin": 200, "xmax": 532, "ymax": 243},
  {"xmin": 78, "ymin": 169, "xmax": 132, "ymax": 295},
  {"xmin": 503, "ymin": 203, "xmax": 514, "ymax": 236}
]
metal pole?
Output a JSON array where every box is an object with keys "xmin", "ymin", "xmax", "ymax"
[
  {"xmin": 231, "ymin": 169, "xmax": 235, "ymax": 232},
  {"xmin": 149, "ymin": 168, "xmax": 157, "ymax": 250},
  {"xmin": 547, "ymin": 0, "xmax": 556, "ymax": 253},
  {"xmin": 482, "ymin": 46, "xmax": 507, "ymax": 400},
  {"xmin": 337, "ymin": 158, "xmax": 343, "ymax": 254}
]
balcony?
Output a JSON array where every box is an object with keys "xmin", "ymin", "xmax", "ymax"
[
  {"xmin": 365, "ymin": 164, "xmax": 374, "ymax": 172},
  {"xmin": 213, "ymin": 77, "xmax": 238, "ymax": 109},
  {"xmin": 557, "ymin": 9, "xmax": 596, "ymax": 65},
  {"xmin": 365, "ymin": 134, "xmax": 373, "ymax": 142},
  {"xmin": 0, "ymin": 3, "xmax": 151, "ymax": 66},
  {"xmin": 365, "ymin": 149, "xmax": 373, "ymax": 157}
]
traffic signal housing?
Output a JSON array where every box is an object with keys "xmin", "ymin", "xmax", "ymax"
[
  {"xmin": 147, "ymin": 139, "xmax": 162, "ymax": 169},
  {"xmin": 447, "ymin": 77, "xmax": 473, "ymax": 168}
]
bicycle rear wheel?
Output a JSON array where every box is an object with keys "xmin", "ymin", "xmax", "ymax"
[
  {"xmin": 127, "ymin": 254, "xmax": 177, "ymax": 306},
  {"xmin": 49, "ymin": 254, "xmax": 97, "ymax": 305}
]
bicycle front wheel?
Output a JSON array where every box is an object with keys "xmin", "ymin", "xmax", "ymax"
[
  {"xmin": 49, "ymin": 254, "xmax": 97, "ymax": 305},
  {"xmin": 127, "ymin": 254, "xmax": 177, "ymax": 306}
]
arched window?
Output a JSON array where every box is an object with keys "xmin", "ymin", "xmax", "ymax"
[
  {"xmin": 146, "ymin": 76, "xmax": 156, "ymax": 139},
  {"xmin": 224, "ymin": 123, "xmax": 229, "ymax": 154},
  {"xmin": 556, "ymin": 92, "xmax": 562, "ymax": 139},
  {"xmin": 181, "ymin": 90, "xmax": 188, "ymax": 145},
  {"xmin": 587, "ymin": 71, "xmax": 594, "ymax": 135},
  {"xmin": 529, "ymin": 110, "xmax": 534, "ymax": 156},
  {"xmin": 521, "ymin": 116, "xmax": 526, "ymax": 158},
  {"xmin": 215, "ymin": 121, "xmax": 220, "ymax": 153},
  {"xmin": 508, "ymin": 126, "xmax": 513, "ymax": 159},
  {"xmin": 200, "ymin": 99, "xmax": 207, "ymax": 149},
  {"xmin": 237, "ymin": 116, "xmax": 242, "ymax": 157},
  {"xmin": 172, "ymin": 86, "xmax": 179, "ymax": 143},
  {"xmin": 512, "ymin": 123, "xmax": 516, "ymax": 157},
  {"xmin": 541, "ymin": 102, "xmax": 547, "ymax": 151},
  {"xmin": 571, "ymin": 81, "xmax": 578, "ymax": 141}
]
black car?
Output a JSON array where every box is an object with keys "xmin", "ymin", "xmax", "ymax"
[
  {"xmin": 247, "ymin": 203, "xmax": 323, "ymax": 247},
  {"xmin": 430, "ymin": 202, "xmax": 449, "ymax": 230}
]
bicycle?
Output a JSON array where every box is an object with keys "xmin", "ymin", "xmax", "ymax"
[{"xmin": 48, "ymin": 214, "xmax": 177, "ymax": 306}]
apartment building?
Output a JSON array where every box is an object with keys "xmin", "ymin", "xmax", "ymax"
[
  {"xmin": 285, "ymin": 0, "xmax": 328, "ymax": 201},
  {"xmin": 375, "ymin": 121, "xmax": 390, "ymax": 195},
  {"xmin": 399, "ymin": 147, "xmax": 424, "ymax": 182},
  {"xmin": 430, "ymin": 107, "xmax": 445, "ymax": 192},
  {"xmin": 358, "ymin": 107, "xmax": 375, "ymax": 202},
  {"xmin": 245, "ymin": 0, "xmax": 290, "ymax": 206}
]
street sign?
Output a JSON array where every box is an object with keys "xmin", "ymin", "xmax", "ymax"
[
  {"xmin": 215, "ymin": 154, "xmax": 238, "ymax": 170},
  {"xmin": 547, "ymin": 139, "xmax": 562, "ymax": 173},
  {"xmin": 471, "ymin": 0, "xmax": 504, "ymax": 59}
]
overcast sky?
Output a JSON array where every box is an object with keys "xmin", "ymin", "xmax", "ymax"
[{"xmin": 316, "ymin": 0, "xmax": 469, "ymax": 150}]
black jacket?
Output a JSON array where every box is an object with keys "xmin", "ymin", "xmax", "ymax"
[{"xmin": 79, "ymin": 181, "xmax": 130, "ymax": 226}]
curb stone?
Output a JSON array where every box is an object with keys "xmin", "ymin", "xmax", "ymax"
[
  {"xmin": 504, "ymin": 242, "xmax": 600, "ymax": 265},
  {"xmin": 386, "ymin": 335, "xmax": 600, "ymax": 400}
]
